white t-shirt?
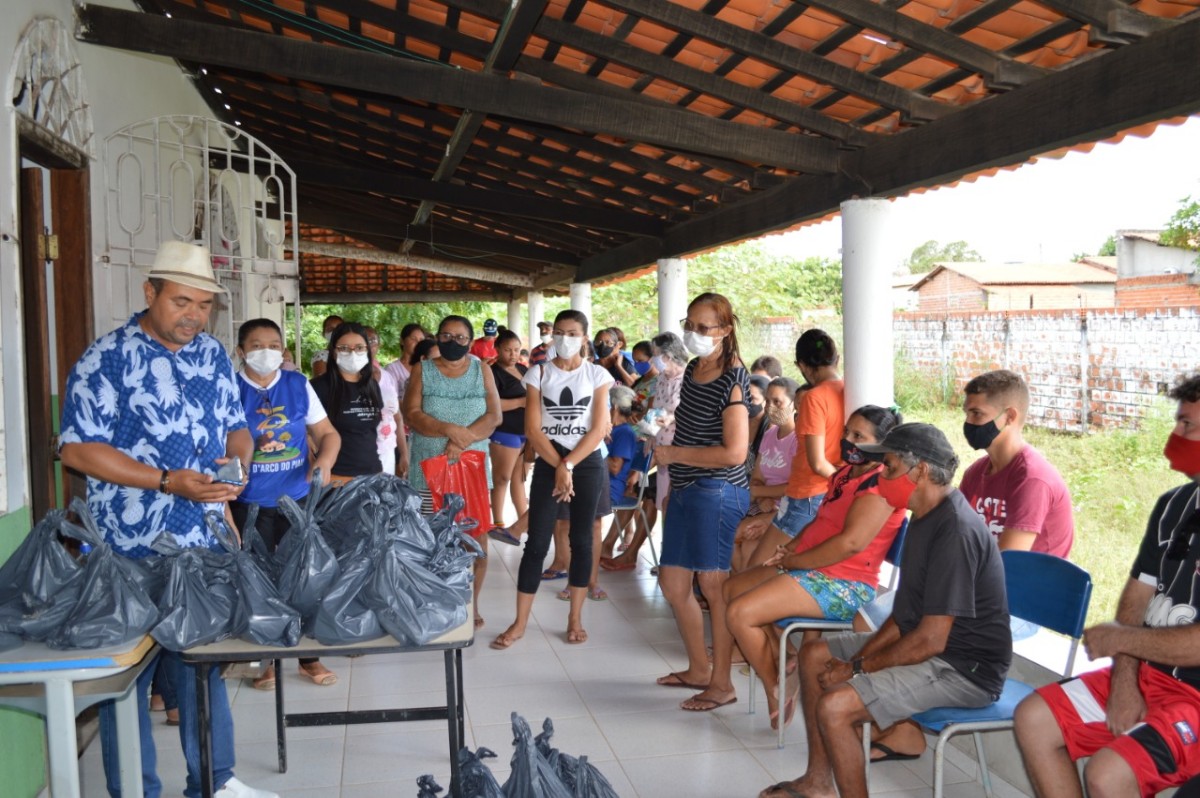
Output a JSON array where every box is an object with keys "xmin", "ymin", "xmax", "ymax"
[
  {"xmin": 376, "ymin": 368, "xmax": 400, "ymax": 466},
  {"xmin": 522, "ymin": 360, "xmax": 614, "ymax": 450}
]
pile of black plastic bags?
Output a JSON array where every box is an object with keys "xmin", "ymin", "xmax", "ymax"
[{"xmin": 0, "ymin": 475, "xmax": 482, "ymax": 653}]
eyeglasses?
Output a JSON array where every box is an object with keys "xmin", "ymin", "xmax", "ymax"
[
  {"xmin": 335, "ymin": 345, "xmax": 368, "ymax": 355},
  {"xmin": 437, "ymin": 332, "xmax": 470, "ymax": 345},
  {"xmin": 680, "ymin": 319, "xmax": 723, "ymax": 336},
  {"xmin": 367, "ymin": 337, "xmax": 380, "ymax": 346}
]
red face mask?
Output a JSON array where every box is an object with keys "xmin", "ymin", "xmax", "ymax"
[
  {"xmin": 877, "ymin": 467, "xmax": 918, "ymax": 510},
  {"xmin": 1164, "ymin": 433, "xmax": 1200, "ymax": 478}
]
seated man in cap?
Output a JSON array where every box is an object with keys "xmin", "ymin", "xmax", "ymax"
[
  {"xmin": 469, "ymin": 317, "xmax": 500, "ymax": 364},
  {"xmin": 1014, "ymin": 372, "xmax": 1200, "ymax": 798},
  {"xmin": 759, "ymin": 423, "xmax": 1012, "ymax": 798},
  {"xmin": 60, "ymin": 240, "xmax": 277, "ymax": 798}
]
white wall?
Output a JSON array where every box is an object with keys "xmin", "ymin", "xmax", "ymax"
[
  {"xmin": 0, "ymin": 0, "xmax": 213, "ymax": 512},
  {"xmin": 1118, "ymin": 233, "xmax": 1197, "ymax": 277}
]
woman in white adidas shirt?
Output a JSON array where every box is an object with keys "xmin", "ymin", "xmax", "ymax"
[{"xmin": 491, "ymin": 309, "xmax": 613, "ymax": 649}]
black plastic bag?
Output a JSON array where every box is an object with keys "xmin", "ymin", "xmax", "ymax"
[
  {"xmin": 311, "ymin": 541, "xmax": 384, "ymax": 645},
  {"xmin": 425, "ymin": 494, "xmax": 484, "ymax": 600},
  {"xmin": 502, "ymin": 713, "xmax": 572, "ymax": 798},
  {"xmin": 416, "ymin": 774, "xmax": 445, "ymax": 798},
  {"xmin": 46, "ymin": 501, "xmax": 160, "ymax": 649},
  {"xmin": 206, "ymin": 513, "xmax": 301, "ymax": 648},
  {"xmin": 149, "ymin": 547, "xmax": 242, "ymax": 651},
  {"xmin": 570, "ymin": 757, "xmax": 619, "ymax": 798},
  {"xmin": 0, "ymin": 508, "xmax": 84, "ymax": 641},
  {"xmin": 535, "ymin": 718, "xmax": 620, "ymax": 797},
  {"xmin": 365, "ymin": 544, "xmax": 467, "ymax": 646},
  {"xmin": 459, "ymin": 747, "xmax": 506, "ymax": 798},
  {"xmin": 276, "ymin": 494, "xmax": 340, "ymax": 632},
  {"xmin": 0, "ymin": 631, "xmax": 21, "ymax": 652}
]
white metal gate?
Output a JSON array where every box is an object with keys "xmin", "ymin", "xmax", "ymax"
[{"xmin": 102, "ymin": 115, "xmax": 299, "ymax": 353}]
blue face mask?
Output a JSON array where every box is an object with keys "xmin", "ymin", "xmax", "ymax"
[{"xmin": 634, "ymin": 361, "xmax": 651, "ymax": 376}]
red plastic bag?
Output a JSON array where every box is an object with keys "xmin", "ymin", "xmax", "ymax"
[{"xmin": 420, "ymin": 450, "xmax": 492, "ymax": 537}]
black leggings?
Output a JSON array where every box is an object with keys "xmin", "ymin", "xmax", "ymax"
[{"xmin": 516, "ymin": 448, "xmax": 604, "ymax": 594}]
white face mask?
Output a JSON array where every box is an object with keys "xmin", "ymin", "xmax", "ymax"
[
  {"xmin": 684, "ymin": 330, "xmax": 716, "ymax": 358},
  {"xmin": 553, "ymin": 334, "xmax": 583, "ymax": 358},
  {"xmin": 540, "ymin": 334, "xmax": 553, "ymax": 346},
  {"xmin": 651, "ymin": 356, "xmax": 666, "ymax": 372},
  {"xmin": 244, "ymin": 348, "xmax": 283, "ymax": 376},
  {"xmin": 337, "ymin": 351, "xmax": 369, "ymax": 374}
]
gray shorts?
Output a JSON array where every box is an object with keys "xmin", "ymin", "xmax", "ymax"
[{"xmin": 825, "ymin": 631, "xmax": 993, "ymax": 729}]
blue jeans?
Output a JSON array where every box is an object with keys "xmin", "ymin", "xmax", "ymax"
[
  {"xmin": 100, "ymin": 652, "xmax": 236, "ymax": 798},
  {"xmin": 660, "ymin": 478, "xmax": 749, "ymax": 571}
]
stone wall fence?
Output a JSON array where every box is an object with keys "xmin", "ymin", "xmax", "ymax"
[{"xmin": 893, "ymin": 306, "xmax": 1200, "ymax": 431}]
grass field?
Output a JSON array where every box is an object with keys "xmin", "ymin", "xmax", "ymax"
[{"xmin": 894, "ymin": 366, "xmax": 1179, "ymax": 628}]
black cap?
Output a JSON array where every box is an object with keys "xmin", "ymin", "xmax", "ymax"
[
  {"xmin": 536, "ymin": 320, "xmax": 552, "ymax": 331},
  {"xmin": 857, "ymin": 422, "xmax": 957, "ymax": 470}
]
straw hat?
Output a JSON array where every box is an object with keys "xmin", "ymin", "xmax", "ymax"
[{"xmin": 146, "ymin": 241, "xmax": 227, "ymax": 294}]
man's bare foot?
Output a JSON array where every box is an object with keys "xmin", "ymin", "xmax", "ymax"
[{"xmin": 758, "ymin": 777, "xmax": 837, "ymax": 798}]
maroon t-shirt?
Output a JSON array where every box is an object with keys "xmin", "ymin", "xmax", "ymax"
[{"xmin": 958, "ymin": 444, "xmax": 1074, "ymax": 558}]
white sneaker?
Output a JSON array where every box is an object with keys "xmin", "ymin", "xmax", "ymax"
[{"xmin": 214, "ymin": 777, "xmax": 280, "ymax": 798}]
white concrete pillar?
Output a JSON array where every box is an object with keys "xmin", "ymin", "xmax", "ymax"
[
  {"xmin": 841, "ymin": 198, "xmax": 895, "ymax": 420},
  {"xmin": 507, "ymin": 296, "xmax": 523, "ymax": 341},
  {"xmin": 569, "ymin": 282, "xmax": 592, "ymax": 324},
  {"xmin": 526, "ymin": 290, "xmax": 545, "ymax": 346},
  {"xmin": 657, "ymin": 258, "xmax": 688, "ymax": 335}
]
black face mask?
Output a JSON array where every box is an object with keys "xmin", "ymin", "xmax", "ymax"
[
  {"xmin": 963, "ymin": 418, "xmax": 1003, "ymax": 451},
  {"xmin": 748, "ymin": 402, "xmax": 764, "ymax": 419},
  {"xmin": 594, "ymin": 343, "xmax": 614, "ymax": 359},
  {"xmin": 840, "ymin": 437, "xmax": 867, "ymax": 465},
  {"xmin": 439, "ymin": 341, "xmax": 469, "ymax": 362}
]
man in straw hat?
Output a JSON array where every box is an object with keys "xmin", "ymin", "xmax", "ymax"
[
  {"xmin": 759, "ymin": 423, "xmax": 1012, "ymax": 798},
  {"xmin": 60, "ymin": 240, "xmax": 274, "ymax": 798}
]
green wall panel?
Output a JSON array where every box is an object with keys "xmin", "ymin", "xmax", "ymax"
[{"xmin": 0, "ymin": 506, "xmax": 48, "ymax": 798}]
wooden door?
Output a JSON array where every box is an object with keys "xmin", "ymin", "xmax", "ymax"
[{"xmin": 19, "ymin": 167, "xmax": 55, "ymax": 518}]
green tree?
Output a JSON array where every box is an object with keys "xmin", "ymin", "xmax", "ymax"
[
  {"xmin": 1098, "ymin": 235, "xmax": 1117, "ymax": 257},
  {"xmin": 1162, "ymin": 196, "xmax": 1200, "ymax": 264},
  {"xmin": 903, "ymin": 239, "xmax": 983, "ymax": 274}
]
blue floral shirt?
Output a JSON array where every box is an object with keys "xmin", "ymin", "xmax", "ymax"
[{"xmin": 59, "ymin": 312, "xmax": 247, "ymax": 558}]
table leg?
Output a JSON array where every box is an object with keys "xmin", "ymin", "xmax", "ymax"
[
  {"xmin": 114, "ymin": 680, "xmax": 145, "ymax": 798},
  {"xmin": 444, "ymin": 651, "xmax": 462, "ymax": 798},
  {"xmin": 275, "ymin": 658, "xmax": 287, "ymax": 773},
  {"xmin": 454, "ymin": 649, "xmax": 465, "ymax": 744},
  {"xmin": 43, "ymin": 678, "xmax": 82, "ymax": 798},
  {"xmin": 197, "ymin": 664, "xmax": 214, "ymax": 798}
]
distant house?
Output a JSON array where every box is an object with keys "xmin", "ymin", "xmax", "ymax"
[
  {"xmin": 1114, "ymin": 230, "xmax": 1200, "ymax": 308},
  {"xmin": 892, "ymin": 274, "xmax": 919, "ymax": 311},
  {"xmin": 909, "ymin": 262, "xmax": 1117, "ymax": 312}
]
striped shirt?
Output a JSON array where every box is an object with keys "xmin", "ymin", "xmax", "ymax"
[{"xmin": 669, "ymin": 359, "xmax": 750, "ymax": 489}]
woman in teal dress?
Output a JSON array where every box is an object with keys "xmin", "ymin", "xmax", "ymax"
[{"xmin": 403, "ymin": 314, "xmax": 502, "ymax": 627}]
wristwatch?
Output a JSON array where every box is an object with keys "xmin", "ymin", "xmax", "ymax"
[
  {"xmin": 852, "ymin": 657, "xmax": 866, "ymax": 677},
  {"xmin": 562, "ymin": 460, "xmax": 574, "ymax": 472}
]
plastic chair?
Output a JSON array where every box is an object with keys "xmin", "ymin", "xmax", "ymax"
[
  {"xmin": 868, "ymin": 550, "xmax": 1092, "ymax": 798},
  {"xmin": 748, "ymin": 516, "xmax": 909, "ymax": 749},
  {"xmin": 610, "ymin": 459, "xmax": 659, "ymax": 570}
]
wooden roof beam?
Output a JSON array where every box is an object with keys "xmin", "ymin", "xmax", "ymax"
[
  {"xmin": 76, "ymin": 4, "xmax": 839, "ymax": 173},
  {"xmin": 290, "ymin": 158, "xmax": 664, "ymax": 237},
  {"xmin": 533, "ymin": 15, "xmax": 875, "ymax": 145},
  {"xmin": 303, "ymin": 290, "xmax": 513, "ymax": 304},
  {"xmin": 1034, "ymin": 0, "xmax": 1175, "ymax": 44},
  {"xmin": 291, "ymin": 240, "xmax": 536, "ymax": 287},
  {"xmin": 597, "ymin": 0, "xmax": 949, "ymax": 122},
  {"xmin": 803, "ymin": 0, "xmax": 1045, "ymax": 89}
]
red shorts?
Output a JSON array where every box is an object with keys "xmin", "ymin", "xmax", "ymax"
[{"xmin": 1037, "ymin": 663, "xmax": 1200, "ymax": 797}]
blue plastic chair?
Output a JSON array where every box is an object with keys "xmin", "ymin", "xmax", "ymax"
[
  {"xmin": 749, "ymin": 516, "xmax": 909, "ymax": 749},
  {"xmin": 892, "ymin": 550, "xmax": 1093, "ymax": 798},
  {"xmin": 609, "ymin": 452, "xmax": 659, "ymax": 571}
]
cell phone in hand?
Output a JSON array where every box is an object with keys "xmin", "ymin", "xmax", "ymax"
[{"xmin": 213, "ymin": 456, "xmax": 245, "ymax": 485}]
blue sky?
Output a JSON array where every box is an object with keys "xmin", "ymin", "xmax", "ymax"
[{"xmin": 763, "ymin": 115, "xmax": 1200, "ymax": 269}]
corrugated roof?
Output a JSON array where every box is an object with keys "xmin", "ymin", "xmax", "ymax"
[{"xmin": 911, "ymin": 261, "xmax": 1119, "ymax": 290}]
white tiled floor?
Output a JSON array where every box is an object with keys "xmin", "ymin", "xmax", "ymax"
[{"xmin": 79, "ymin": 539, "xmax": 1032, "ymax": 798}]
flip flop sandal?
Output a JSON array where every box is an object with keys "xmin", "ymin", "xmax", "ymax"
[
  {"xmin": 587, "ymin": 588, "xmax": 608, "ymax": 601},
  {"xmin": 599, "ymin": 558, "xmax": 636, "ymax": 572},
  {"xmin": 758, "ymin": 781, "xmax": 807, "ymax": 798},
  {"xmin": 556, "ymin": 588, "xmax": 571, "ymax": 601},
  {"xmin": 164, "ymin": 709, "xmax": 180, "ymax": 726},
  {"xmin": 488, "ymin": 528, "xmax": 521, "ymax": 546},
  {"xmin": 489, "ymin": 632, "xmax": 522, "ymax": 650},
  {"xmin": 566, "ymin": 628, "xmax": 588, "ymax": 644},
  {"xmin": 656, "ymin": 671, "xmax": 708, "ymax": 689},
  {"xmin": 298, "ymin": 665, "xmax": 338, "ymax": 686},
  {"xmin": 870, "ymin": 742, "xmax": 921, "ymax": 763},
  {"xmin": 251, "ymin": 671, "xmax": 276, "ymax": 691},
  {"xmin": 680, "ymin": 694, "xmax": 738, "ymax": 712},
  {"xmin": 541, "ymin": 569, "xmax": 568, "ymax": 580}
]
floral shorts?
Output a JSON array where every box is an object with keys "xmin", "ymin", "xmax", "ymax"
[{"xmin": 787, "ymin": 569, "xmax": 875, "ymax": 622}]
